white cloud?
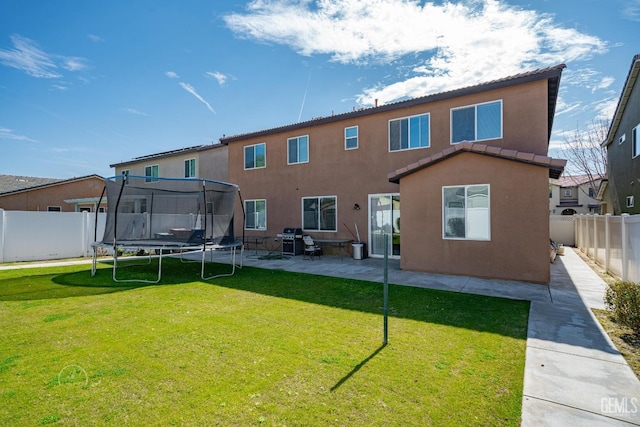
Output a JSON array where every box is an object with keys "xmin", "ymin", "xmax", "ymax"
[
  {"xmin": 51, "ymin": 83, "xmax": 70, "ymax": 91},
  {"xmin": 61, "ymin": 56, "xmax": 89, "ymax": 72},
  {"xmin": 224, "ymin": 0, "xmax": 608, "ymax": 106},
  {"xmin": 205, "ymin": 71, "xmax": 229, "ymax": 85},
  {"xmin": 122, "ymin": 108, "xmax": 150, "ymax": 117},
  {"xmin": 87, "ymin": 34, "xmax": 104, "ymax": 42},
  {"xmin": 623, "ymin": 0, "xmax": 640, "ymax": 21},
  {"xmin": 0, "ymin": 34, "xmax": 89, "ymax": 79},
  {"xmin": 0, "ymin": 127, "xmax": 39, "ymax": 143},
  {"xmin": 178, "ymin": 82, "xmax": 216, "ymax": 115},
  {"xmin": 166, "ymin": 71, "xmax": 180, "ymax": 79}
]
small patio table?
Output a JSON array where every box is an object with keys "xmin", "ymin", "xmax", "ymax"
[
  {"xmin": 243, "ymin": 236, "xmax": 272, "ymax": 255},
  {"xmin": 313, "ymin": 239, "xmax": 353, "ymax": 260}
]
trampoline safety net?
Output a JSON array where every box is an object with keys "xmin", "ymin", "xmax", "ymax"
[
  {"xmin": 100, "ymin": 175, "xmax": 238, "ymax": 246},
  {"xmin": 92, "ymin": 175, "xmax": 243, "ymax": 283}
]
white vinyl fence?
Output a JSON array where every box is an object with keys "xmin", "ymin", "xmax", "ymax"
[
  {"xmin": 0, "ymin": 209, "xmax": 105, "ymax": 263},
  {"xmin": 575, "ymin": 213, "xmax": 640, "ymax": 283},
  {"xmin": 550, "ymin": 215, "xmax": 576, "ymax": 247}
]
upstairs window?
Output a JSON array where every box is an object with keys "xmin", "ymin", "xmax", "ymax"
[
  {"xmin": 451, "ymin": 100, "xmax": 502, "ymax": 144},
  {"xmin": 345, "ymin": 126, "xmax": 358, "ymax": 150},
  {"xmin": 302, "ymin": 196, "xmax": 337, "ymax": 231},
  {"xmin": 627, "ymin": 196, "xmax": 635, "ymax": 208},
  {"xmin": 389, "ymin": 113, "xmax": 430, "ymax": 151},
  {"xmin": 121, "ymin": 169, "xmax": 130, "ymax": 185},
  {"xmin": 288, "ymin": 135, "xmax": 309, "ymax": 164},
  {"xmin": 633, "ymin": 125, "xmax": 639, "ymax": 158},
  {"xmin": 145, "ymin": 164, "xmax": 159, "ymax": 183},
  {"xmin": 184, "ymin": 158, "xmax": 196, "ymax": 178},
  {"xmin": 245, "ymin": 143, "xmax": 266, "ymax": 169}
]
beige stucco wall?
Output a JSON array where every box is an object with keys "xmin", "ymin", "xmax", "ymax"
[
  {"xmin": 398, "ymin": 152, "xmax": 551, "ymax": 284},
  {"xmin": 0, "ymin": 177, "xmax": 105, "ymax": 212},
  {"xmin": 113, "ymin": 145, "xmax": 228, "ymax": 182},
  {"xmin": 228, "ymin": 79, "xmax": 552, "ymax": 246}
]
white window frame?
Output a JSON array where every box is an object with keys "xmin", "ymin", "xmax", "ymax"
[
  {"xmin": 184, "ymin": 158, "xmax": 196, "ymax": 178},
  {"xmin": 244, "ymin": 199, "xmax": 267, "ymax": 230},
  {"xmin": 627, "ymin": 196, "xmax": 635, "ymax": 208},
  {"xmin": 632, "ymin": 125, "xmax": 639, "ymax": 158},
  {"xmin": 121, "ymin": 169, "xmax": 130, "ymax": 185},
  {"xmin": 442, "ymin": 184, "xmax": 491, "ymax": 241},
  {"xmin": 244, "ymin": 143, "xmax": 266, "ymax": 170},
  {"xmin": 564, "ymin": 189, "xmax": 572, "ymax": 197},
  {"xmin": 388, "ymin": 113, "xmax": 430, "ymax": 152},
  {"xmin": 450, "ymin": 100, "xmax": 503, "ymax": 144},
  {"xmin": 288, "ymin": 135, "xmax": 309, "ymax": 165},
  {"xmin": 345, "ymin": 126, "xmax": 358, "ymax": 150},
  {"xmin": 302, "ymin": 195, "xmax": 337, "ymax": 232},
  {"xmin": 145, "ymin": 164, "xmax": 159, "ymax": 183}
]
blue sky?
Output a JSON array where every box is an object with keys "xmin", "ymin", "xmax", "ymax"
[{"xmin": 0, "ymin": 0, "xmax": 638, "ymax": 179}]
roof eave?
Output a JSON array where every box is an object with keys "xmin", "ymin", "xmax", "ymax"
[
  {"xmin": 221, "ymin": 64, "xmax": 566, "ymax": 144},
  {"xmin": 604, "ymin": 54, "xmax": 640, "ymax": 147}
]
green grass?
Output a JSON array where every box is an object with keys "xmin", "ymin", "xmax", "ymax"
[{"xmin": 0, "ymin": 258, "xmax": 529, "ymax": 426}]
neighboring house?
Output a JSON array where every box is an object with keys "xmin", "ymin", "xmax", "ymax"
[
  {"xmin": 0, "ymin": 174, "xmax": 105, "ymax": 212},
  {"xmin": 601, "ymin": 53, "xmax": 640, "ymax": 215},
  {"xmin": 549, "ymin": 174, "xmax": 603, "ymax": 215},
  {"xmin": 110, "ymin": 143, "xmax": 228, "ymax": 183},
  {"xmin": 220, "ymin": 64, "xmax": 566, "ymax": 284}
]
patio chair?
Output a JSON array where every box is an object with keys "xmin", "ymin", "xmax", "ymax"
[{"xmin": 303, "ymin": 235, "xmax": 322, "ymax": 260}]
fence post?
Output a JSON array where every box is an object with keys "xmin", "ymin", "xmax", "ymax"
[
  {"xmin": 593, "ymin": 214, "xmax": 598, "ymax": 262},
  {"xmin": 621, "ymin": 214, "xmax": 629, "ymax": 281},
  {"xmin": 0, "ymin": 209, "xmax": 4, "ymax": 263},
  {"xmin": 605, "ymin": 214, "xmax": 611, "ymax": 273},
  {"xmin": 81, "ymin": 211, "xmax": 88, "ymax": 257}
]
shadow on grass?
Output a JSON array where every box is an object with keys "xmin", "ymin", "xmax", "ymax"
[
  {"xmin": 205, "ymin": 262, "xmax": 530, "ymax": 340},
  {"xmin": 331, "ymin": 344, "xmax": 387, "ymax": 391},
  {"xmin": 0, "ymin": 257, "xmax": 235, "ymax": 301},
  {"xmin": 0, "ymin": 258, "xmax": 529, "ymax": 341}
]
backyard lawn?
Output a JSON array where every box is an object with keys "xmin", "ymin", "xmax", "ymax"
[{"xmin": 0, "ymin": 258, "xmax": 529, "ymax": 426}]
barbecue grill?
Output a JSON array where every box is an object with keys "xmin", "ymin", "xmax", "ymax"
[{"xmin": 282, "ymin": 228, "xmax": 303, "ymax": 255}]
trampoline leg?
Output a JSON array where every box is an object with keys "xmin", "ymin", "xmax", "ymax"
[
  {"xmin": 91, "ymin": 247, "xmax": 97, "ymax": 277},
  {"xmin": 201, "ymin": 245, "xmax": 238, "ymax": 280},
  {"xmin": 112, "ymin": 246, "xmax": 163, "ymax": 284}
]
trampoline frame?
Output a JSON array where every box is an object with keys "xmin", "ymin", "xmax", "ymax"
[
  {"xmin": 91, "ymin": 175, "xmax": 245, "ymax": 283},
  {"xmin": 91, "ymin": 240, "xmax": 243, "ymax": 283}
]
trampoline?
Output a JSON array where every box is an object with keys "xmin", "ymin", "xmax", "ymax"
[{"xmin": 91, "ymin": 175, "xmax": 244, "ymax": 283}]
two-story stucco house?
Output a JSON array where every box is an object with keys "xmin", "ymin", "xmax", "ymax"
[
  {"xmin": 221, "ymin": 65, "xmax": 567, "ymax": 284},
  {"xmin": 549, "ymin": 174, "xmax": 603, "ymax": 215},
  {"xmin": 601, "ymin": 54, "xmax": 640, "ymax": 215},
  {"xmin": 110, "ymin": 143, "xmax": 228, "ymax": 183}
]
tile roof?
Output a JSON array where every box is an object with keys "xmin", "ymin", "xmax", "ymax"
[
  {"xmin": 110, "ymin": 143, "xmax": 225, "ymax": 168},
  {"xmin": 0, "ymin": 174, "xmax": 103, "ymax": 196},
  {"xmin": 220, "ymin": 64, "xmax": 565, "ymax": 144},
  {"xmin": 0, "ymin": 174, "xmax": 63, "ymax": 194},
  {"xmin": 553, "ymin": 174, "xmax": 604, "ymax": 188},
  {"xmin": 387, "ymin": 142, "xmax": 567, "ymax": 183}
]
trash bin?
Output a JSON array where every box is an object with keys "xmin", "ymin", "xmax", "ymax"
[{"xmin": 352, "ymin": 242, "xmax": 365, "ymax": 260}]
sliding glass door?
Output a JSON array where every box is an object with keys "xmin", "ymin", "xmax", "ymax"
[{"xmin": 369, "ymin": 194, "xmax": 400, "ymax": 258}]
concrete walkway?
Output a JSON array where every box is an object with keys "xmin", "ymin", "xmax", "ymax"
[{"xmin": 2, "ymin": 247, "xmax": 639, "ymax": 425}]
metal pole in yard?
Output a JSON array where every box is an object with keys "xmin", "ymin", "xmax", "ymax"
[{"xmin": 383, "ymin": 233, "xmax": 389, "ymax": 345}]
